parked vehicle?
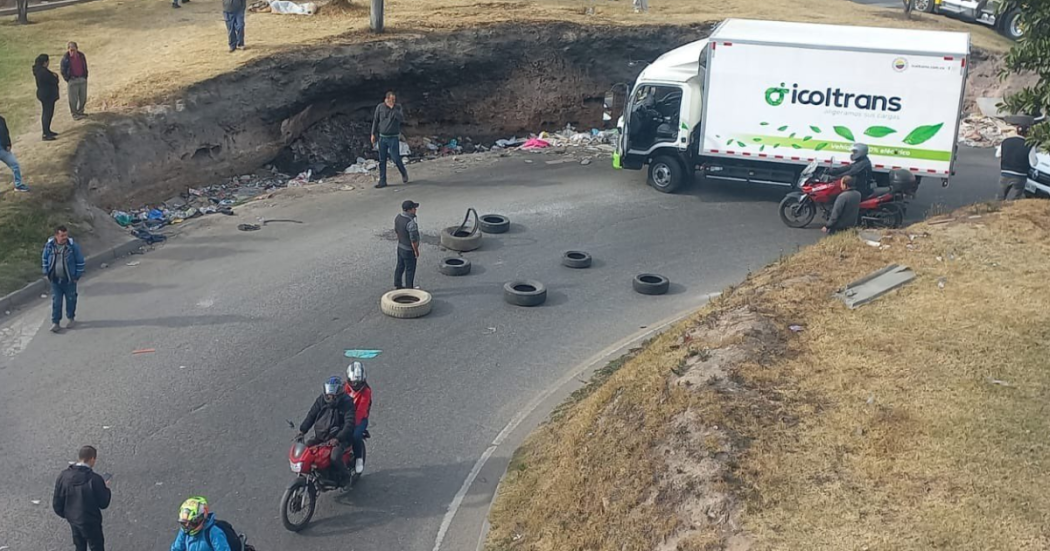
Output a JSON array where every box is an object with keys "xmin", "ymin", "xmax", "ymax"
[
  {"xmin": 1025, "ymin": 150, "xmax": 1050, "ymax": 198},
  {"xmin": 929, "ymin": 0, "xmax": 1024, "ymax": 41},
  {"xmin": 779, "ymin": 162, "xmax": 920, "ymax": 229},
  {"xmin": 610, "ymin": 19, "xmax": 970, "ymax": 194},
  {"xmin": 280, "ymin": 422, "xmax": 369, "ymax": 532}
]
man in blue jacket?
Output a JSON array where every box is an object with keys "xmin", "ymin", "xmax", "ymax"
[{"xmin": 42, "ymin": 225, "xmax": 86, "ymax": 333}]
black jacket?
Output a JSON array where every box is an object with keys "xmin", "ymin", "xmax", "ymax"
[
  {"xmin": 300, "ymin": 392, "xmax": 355, "ymax": 444},
  {"xmin": 34, "ymin": 65, "xmax": 60, "ymax": 103},
  {"xmin": 53, "ymin": 465, "xmax": 111, "ymax": 527},
  {"xmin": 999, "ymin": 136, "xmax": 1033, "ymax": 175},
  {"xmin": 830, "ymin": 157, "xmax": 873, "ymax": 198},
  {"xmin": 0, "ymin": 115, "xmax": 11, "ymax": 149},
  {"xmin": 827, "ymin": 189, "xmax": 861, "ymax": 230},
  {"xmin": 60, "ymin": 51, "xmax": 89, "ymax": 82},
  {"xmin": 371, "ymin": 103, "xmax": 404, "ymax": 138}
]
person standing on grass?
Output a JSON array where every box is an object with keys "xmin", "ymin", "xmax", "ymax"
[
  {"xmin": 42, "ymin": 225, "xmax": 85, "ymax": 333},
  {"xmin": 33, "ymin": 54, "xmax": 60, "ymax": 141},
  {"xmin": 996, "ymin": 122, "xmax": 1037, "ymax": 201},
  {"xmin": 172, "ymin": 0, "xmax": 190, "ymax": 9},
  {"xmin": 223, "ymin": 0, "xmax": 246, "ymax": 52},
  {"xmin": 53, "ymin": 445, "xmax": 112, "ymax": 551},
  {"xmin": 371, "ymin": 91, "xmax": 409, "ymax": 189},
  {"xmin": 394, "ymin": 200, "xmax": 420, "ymax": 290},
  {"xmin": 0, "ymin": 113, "xmax": 28, "ymax": 192},
  {"xmin": 61, "ymin": 42, "xmax": 90, "ymax": 120}
]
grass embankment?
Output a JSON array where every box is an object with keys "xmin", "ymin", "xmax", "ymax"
[
  {"xmin": 0, "ymin": 0, "xmax": 1009, "ymax": 293},
  {"xmin": 487, "ymin": 200, "xmax": 1050, "ymax": 551}
]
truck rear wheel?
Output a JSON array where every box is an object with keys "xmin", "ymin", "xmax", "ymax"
[
  {"xmin": 999, "ymin": 7, "xmax": 1023, "ymax": 40},
  {"xmin": 648, "ymin": 156, "xmax": 688, "ymax": 194}
]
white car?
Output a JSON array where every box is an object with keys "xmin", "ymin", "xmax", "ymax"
[{"xmin": 1026, "ymin": 150, "xmax": 1050, "ymax": 198}]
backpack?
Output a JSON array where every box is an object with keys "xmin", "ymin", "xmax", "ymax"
[{"xmin": 204, "ymin": 519, "xmax": 254, "ymax": 551}]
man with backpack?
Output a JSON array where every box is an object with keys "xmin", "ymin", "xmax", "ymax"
[{"xmin": 171, "ymin": 496, "xmax": 251, "ymax": 551}]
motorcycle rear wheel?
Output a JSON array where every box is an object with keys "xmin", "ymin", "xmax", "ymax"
[
  {"xmin": 865, "ymin": 204, "xmax": 904, "ymax": 229},
  {"xmin": 779, "ymin": 196, "xmax": 816, "ymax": 228},
  {"xmin": 281, "ymin": 477, "xmax": 317, "ymax": 532}
]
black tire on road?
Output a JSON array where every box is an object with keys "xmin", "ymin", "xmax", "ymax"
[
  {"xmin": 647, "ymin": 155, "xmax": 689, "ymax": 194},
  {"xmin": 999, "ymin": 7, "xmax": 1023, "ymax": 40},
  {"xmin": 439, "ymin": 257, "xmax": 472, "ymax": 276},
  {"xmin": 633, "ymin": 273, "xmax": 670, "ymax": 295},
  {"xmin": 478, "ymin": 214, "xmax": 510, "ymax": 234},
  {"xmin": 380, "ymin": 289, "xmax": 433, "ymax": 318},
  {"xmin": 440, "ymin": 226, "xmax": 482, "ymax": 251},
  {"xmin": 561, "ymin": 251, "xmax": 592, "ymax": 269},
  {"xmin": 503, "ymin": 280, "xmax": 548, "ymax": 307},
  {"xmin": 778, "ymin": 195, "xmax": 817, "ymax": 228},
  {"xmin": 280, "ymin": 477, "xmax": 316, "ymax": 532}
]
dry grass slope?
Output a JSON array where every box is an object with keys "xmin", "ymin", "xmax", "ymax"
[{"xmin": 487, "ymin": 200, "xmax": 1050, "ymax": 551}]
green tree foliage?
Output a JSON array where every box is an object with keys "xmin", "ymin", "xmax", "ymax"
[{"xmin": 1000, "ymin": 0, "xmax": 1050, "ymax": 147}]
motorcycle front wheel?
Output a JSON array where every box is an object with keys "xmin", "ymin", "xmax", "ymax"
[
  {"xmin": 280, "ymin": 477, "xmax": 317, "ymax": 532},
  {"xmin": 779, "ymin": 196, "xmax": 816, "ymax": 228}
]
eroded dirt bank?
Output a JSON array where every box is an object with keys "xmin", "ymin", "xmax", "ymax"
[{"xmin": 72, "ymin": 22, "xmax": 710, "ymax": 209}]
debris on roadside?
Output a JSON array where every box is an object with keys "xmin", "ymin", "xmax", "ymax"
[
  {"xmin": 957, "ymin": 115, "xmax": 1014, "ymax": 148},
  {"xmin": 837, "ymin": 264, "xmax": 916, "ymax": 309}
]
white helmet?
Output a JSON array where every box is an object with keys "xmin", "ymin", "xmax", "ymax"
[{"xmin": 347, "ymin": 361, "xmax": 366, "ymax": 391}]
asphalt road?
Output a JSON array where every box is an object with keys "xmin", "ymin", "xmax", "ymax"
[{"xmin": 0, "ymin": 147, "xmax": 998, "ymax": 551}]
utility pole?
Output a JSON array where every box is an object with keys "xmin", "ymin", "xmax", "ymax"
[{"xmin": 370, "ymin": 0, "xmax": 383, "ymax": 33}]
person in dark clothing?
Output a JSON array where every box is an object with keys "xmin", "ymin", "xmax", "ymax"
[
  {"xmin": 0, "ymin": 114, "xmax": 27, "ymax": 192},
  {"xmin": 172, "ymin": 0, "xmax": 190, "ymax": 9},
  {"xmin": 371, "ymin": 91, "xmax": 409, "ymax": 188},
  {"xmin": 53, "ymin": 445, "xmax": 112, "ymax": 551},
  {"xmin": 222, "ymin": 0, "xmax": 246, "ymax": 52},
  {"xmin": 996, "ymin": 123, "xmax": 1038, "ymax": 201},
  {"xmin": 42, "ymin": 225, "xmax": 86, "ymax": 333},
  {"xmin": 823, "ymin": 176, "xmax": 862, "ymax": 234},
  {"xmin": 829, "ymin": 143, "xmax": 873, "ymax": 198},
  {"xmin": 298, "ymin": 376, "xmax": 355, "ymax": 488},
  {"xmin": 60, "ymin": 42, "xmax": 89, "ymax": 120},
  {"xmin": 33, "ymin": 54, "xmax": 60, "ymax": 141},
  {"xmin": 394, "ymin": 200, "xmax": 420, "ymax": 290}
]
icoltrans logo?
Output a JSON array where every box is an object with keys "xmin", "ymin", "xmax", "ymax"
[{"xmin": 763, "ymin": 82, "xmax": 902, "ymax": 112}]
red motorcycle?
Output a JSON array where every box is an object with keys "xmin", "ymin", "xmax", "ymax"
[
  {"xmin": 778, "ymin": 162, "xmax": 919, "ymax": 229},
  {"xmin": 280, "ymin": 422, "xmax": 369, "ymax": 532}
]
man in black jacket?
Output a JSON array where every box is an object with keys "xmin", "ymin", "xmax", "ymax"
[
  {"xmin": 829, "ymin": 143, "xmax": 874, "ymax": 199},
  {"xmin": 371, "ymin": 91, "xmax": 409, "ymax": 188},
  {"xmin": 823, "ymin": 176, "xmax": 861, "ymax": 234},
  {"xmin": 0, "ymin": 113, "xmax": 27, "ymax": 192},
  {"xmin": 298, "ymin": 376, "xmax": 355, "ymax": 488},
  {"xmin": 53, "ymin": 445, "xmax": 112, "ymax": 551},
  {"xmin": 996, "ymin": 123, "xmax": 1037, "ymax": 201}
]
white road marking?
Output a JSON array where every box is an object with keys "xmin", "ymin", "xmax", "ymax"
[
  {"xmin": 432, "ymin": 292, "xmax": 721, "ymax": 551},
  {"xmin": 0, "ymin": 316, "xmax": 44, "ymax": 359}
]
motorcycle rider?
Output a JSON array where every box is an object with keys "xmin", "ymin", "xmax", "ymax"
[
  {"xmin": 171, "ymin": 496, "xmax": 231, "ymax": 551},
  {"xmin": 344, "ymin": 361, "xmax": 373, "ymax": 475},
  {"xmin": 822, "ymin": 176, "xmax": 861, "ymax": 234},
  {"xmin": 298, "ymin": 376, "xmax": 355, "ymax": 488},
  {"xmin": 829, "ymin": 143, "xmax": 874, "ymax": 199}
]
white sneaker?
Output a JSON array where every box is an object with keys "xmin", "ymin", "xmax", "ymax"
[{"xmin": 355, "ymin": 458, "xmax": 364, "ymax": 474}]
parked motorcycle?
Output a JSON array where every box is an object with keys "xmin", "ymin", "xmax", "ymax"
[
  {"xmin": 280, "ymin": 421, "xmax": 369, "ymax": 532},
  {"xmin": 778, "ymin": 162, "xmax": 919, "ymax": 229}
]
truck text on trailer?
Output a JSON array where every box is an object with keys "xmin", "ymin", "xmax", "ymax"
[{"xmin": 611, "ymin": 19, "xmax": 971, "ymax": 194}]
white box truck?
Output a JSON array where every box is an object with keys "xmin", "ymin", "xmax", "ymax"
[{"xmin": 612, "ymin": 19, "xmax": 971, "ymax": 193}]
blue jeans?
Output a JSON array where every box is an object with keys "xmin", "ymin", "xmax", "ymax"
[
  {"xmin": 224, "ymin": 10, "xmax": 245, "ymax": 49},
  {"xmin": 377, "ymin": 136, "xmax": 407, "ymax": 185},
  {"xmin": 0, "ymin": 148, "xmax": 23, "ymax": 189},
  {"xmin": 50, "ymin": 280, "xmax": 78, "ymax": 324},
  {"xmin": 352, "ymin": 417, "xmax": 369, "ymax": 461}
]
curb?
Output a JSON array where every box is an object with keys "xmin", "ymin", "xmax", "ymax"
[{"xmin": 0, "ymin": 237, "xmax": 144, "ymax": 314}]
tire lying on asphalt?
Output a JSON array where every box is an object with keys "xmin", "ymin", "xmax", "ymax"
[
  {"xmin": 439, "ymin": 257, "xmax": 472, "ymax": 276},
  {"xmin": 479, "ymin": 214, "xmax": 510, "ymax": 234},
  {"xmin": 440, "ymin": 226, "xmax": 482, "ymax": 252},
  {"xmin": 503, "ymin": 280, "xmax": 548, "ymax": 307},
  {"xmin": 380, "ymin": 289, "xmax": 433, "ymax": 318},
  {"xmin": 633, "ymin": 273, "xmax": 670, "ymax": 295},
  {"xmin": 561, "ymin": 251, "xmax": 592, "ymax": 269}
]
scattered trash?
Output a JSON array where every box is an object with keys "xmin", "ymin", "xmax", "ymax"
[
  {"xmin": 521, "ymin": 138, "xmax": 551, "ymax": 150},
  {"xmin": 31, "ymin": 500, "xmax": 40, "ymax": 505},
  {"xmin": 524, "ymin": 159, "xmax": 534, "ymax": 164},
  {"xmin": 344, "ymin": 349, "xmax": 382, "ymax": 359},
  {"xmin": 100, "ymin": 262, "xmax": 109, "ymax": 269},
  {"xmin": 238, "ymin": 224, "xmax": 262, "ymax": 232},
  {"xmin": 132, "ymin": 348, "xmax": 156, "ymax": 355},
  {"xmin": 344, "ymin": 157, "xmax": 379, "ymax": 174},
  {"xmin": 268, "ymin": 0, "xmax": 316, "ymax": 14},
  {"xmin": 788, "ymin": 325, "xmax": 805, "ymax": 333},
  {"xmin": 837, "ymin": 264, "xmax": 916, "ymax": 309},
  {"xmin": 987, "ymin": 378, "xmax": 1013, "ymax": 387},
  {"xmin": 580, "ymin": 159, "xmax": 592, "ymax": 165},
  {"xmin": 936, "ymin": 277, "xmax": 947, "ymax": 289},
  {"xmin": 288, "ymin": 170, "xmax": 313, "ymax": 187},
  {"xmin": 126, "ymin": 261, "xmax": 141, "ymax": 267},
  {"xmin": 155, "ymin": 482, "xmax": 164, "ymax": 486},
  {"xmin": 867, "ymin": 394, "xmax": 874, "ymax": 404},
  {"xmin": 131, "ymin": 228, "xmax": 167, "ymax": 244},
  {"xmin": 957, "ymin": 115, "xmax": 1014, "ymax": 148},
  {"xmin": 40, "ymin": 294, "xmax": 47, "ymax": 299},
  {"xmin": 180, "ymin": 365, "xmax": 187, "ymax": 369},
  {"xmin": 483, "ymin": 327, "xmax": 497, "ymax": 335}
]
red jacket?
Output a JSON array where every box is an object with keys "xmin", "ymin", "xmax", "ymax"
[{"xmin": 344, "ymin": 382, "xmax": 372, "ymax": 425}]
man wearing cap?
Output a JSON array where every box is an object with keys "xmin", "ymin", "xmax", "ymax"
[
  {"xmin": 996, "ymin": 121, "xmax": 1038, "ymax": 201},
  {"xmin": 394, "ymin": 200, "xmax": 420, "ymax": 290}
]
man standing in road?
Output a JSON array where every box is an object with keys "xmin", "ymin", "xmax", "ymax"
[
  {"xmin": 53, "ymin": 445, "xmax": 112, "ymax": 551},
  {"xmin": 371, "ymin": 91, "xmax": 409, "ymax": 189},
  {"xmin": 0, "ymin": 113, "xmax": 28, "ymax": 192},
  {"xmin": 42, "ymin": 225, "xmax": 86, "ymax": 333},
  {"xmin": 996, "ymin": 121, "xmax": 1037, "ymax": 201},
  {"xmin": 223, "ymin": 0, "xmax": 246, "ymax": 53},
  {"xmin": 60, "ymin": 42, "xmax": 89, "ymax": 120},
  {"xmin": 394, "ymin": 200, "xmax": 420, "ymax": 290},
  {"xmin": 822, "ymin": 176, "xmax": 861, "ymax": 234}
]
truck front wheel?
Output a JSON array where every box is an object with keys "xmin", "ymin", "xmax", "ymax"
[
  {"xmin": 999, "ymin": 7, "xmax": 1023, "ymax": 40},
  {"xmin": 648, "ymin": 156, "xmax": 689, "ymax": 193}
]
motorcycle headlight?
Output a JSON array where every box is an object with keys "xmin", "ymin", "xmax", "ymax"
[{"xmin": 290, "ymin": 461, "xmax": 303, "ymax": 473}]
